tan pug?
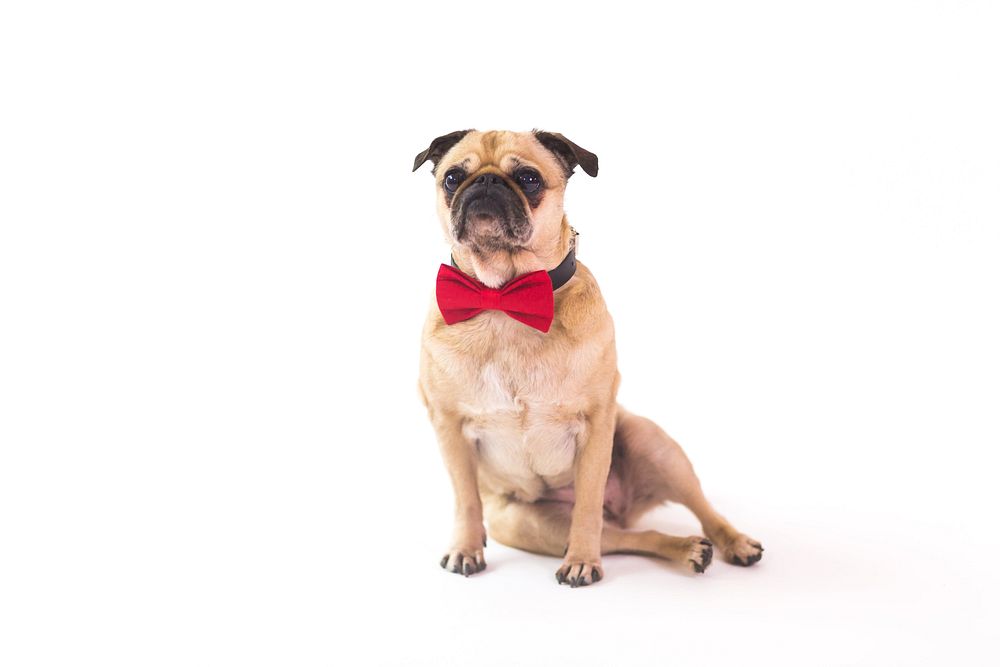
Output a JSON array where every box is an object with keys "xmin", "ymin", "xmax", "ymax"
[{"xmin": 414, "ymin": 129, "xmax": 763, "ymax": 587}]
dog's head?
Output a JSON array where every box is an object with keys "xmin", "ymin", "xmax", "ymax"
[{"xmin": 413, "ymin": 130, "xmax": 598, "ymax": 263}]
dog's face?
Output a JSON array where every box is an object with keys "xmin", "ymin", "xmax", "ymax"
[{"xmin": 413, "ymin": 130, "xmax": 598, "ymax": 256}]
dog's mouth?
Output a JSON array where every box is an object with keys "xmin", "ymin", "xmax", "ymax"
[{"xmin": 451, "ymin": 182, "xmax": 531, "ymax": 250}]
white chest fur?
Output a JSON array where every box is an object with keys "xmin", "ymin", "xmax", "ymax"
[
  {"xmin": 423, "ymin": 289, "xmax": 614, "ymax": 500},
  {"xmin": 456, "ymin": 355, "xmax": 588, "ymax": 498}
]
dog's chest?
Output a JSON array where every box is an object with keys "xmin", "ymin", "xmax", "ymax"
[{"xmin": 456, "ymin": 349, "xmax": 587, "ymax": 490}]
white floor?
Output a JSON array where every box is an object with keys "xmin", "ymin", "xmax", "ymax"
[{"xmin": 333, "ymin": 488, "xmax": 996, "ymax": 666}]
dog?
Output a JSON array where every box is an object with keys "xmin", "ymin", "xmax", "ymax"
[{"xmin": 414, "ymin": 129, "xmax": 763, "ymax": 587}]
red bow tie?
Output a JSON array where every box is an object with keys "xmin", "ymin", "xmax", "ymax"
[{"xmin": 436, "ymin": 263, "xmax": 555, "ymax": 333}]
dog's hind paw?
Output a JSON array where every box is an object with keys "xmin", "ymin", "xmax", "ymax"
[
  {"xmin": 686, "ymin": 537, "xmax": 714, "ymax": 574},
  {"xmin": 723, "ymin": 535, "xmax": 764, "ymax": 567}
]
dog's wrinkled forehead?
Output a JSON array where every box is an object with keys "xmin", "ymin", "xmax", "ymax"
[
  {"xmin": 441, "ymin": 131, "xmax": 566, "ymax": 183},
  {"xmin": 412, "ymin": 129, "xmax": 599, "ymax": 182}
]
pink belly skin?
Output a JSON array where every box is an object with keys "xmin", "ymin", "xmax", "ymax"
[{"xmin": 542, "ymin": 471, "xmax": 627, "ymax": 520}]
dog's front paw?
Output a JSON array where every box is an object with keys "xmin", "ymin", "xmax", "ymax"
[
  {"xmin": 555, "ymin": 559, "xmax": 603, "ymax": 588},
  {"xmin": 722, "ymin": 534, "xmax": 764, "ymax": 567},
  {"xmin": 440, "ymin": 545, "xmax": 487, "ymax": 577}
]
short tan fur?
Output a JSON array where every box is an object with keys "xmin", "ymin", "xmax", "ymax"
[{"xmin": 416, "ymin": 129, "xmax": 763, "ymax": 586}]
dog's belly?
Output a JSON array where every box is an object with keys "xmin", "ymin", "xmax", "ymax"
[{"xmin": 462, "ymin": 408, "xmax": 585, "ymax": 501}]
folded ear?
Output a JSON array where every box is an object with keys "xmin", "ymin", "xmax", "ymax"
[
  {"xmin": 532, "ymin": 130, "xmax": 599, "ymax": 178},
  {"xmin": 412, "ymin": 129, "xmax": 474, "ymax": 173}
]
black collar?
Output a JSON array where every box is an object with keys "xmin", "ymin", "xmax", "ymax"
[{"xmin": 450, "ymin": 245, "xmax": 577, "ymax": 291}]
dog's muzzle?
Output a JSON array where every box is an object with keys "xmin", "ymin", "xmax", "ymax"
[{"xmin": 452, "ymin": 173, "xmax": 530, "ymax": 246}]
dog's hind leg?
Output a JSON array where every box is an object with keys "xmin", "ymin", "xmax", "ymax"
[
  {"xmin": 611, "ymin": 405, "xmax": 764, "ymax": 566},
  {"xmin": 483, "ymin": 495, "xmax": 715, "ymax": 585}
]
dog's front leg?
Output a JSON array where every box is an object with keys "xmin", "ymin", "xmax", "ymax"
[
  {"xmin": 557, "ymin": 405, "xmax": 615, "ymax": 587},
  {"xmin": 432, "ymin": 410, "xmax": 487, "ymax": 577}
]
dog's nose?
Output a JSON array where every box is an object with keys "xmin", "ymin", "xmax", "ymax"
[{"xmin": 474, "ymin": 173, "xmax": 502, "ymax": 188}]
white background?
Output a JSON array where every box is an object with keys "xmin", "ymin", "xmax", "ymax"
[{"xmin": 2, "ymin": 2, "xmax": 998, "ymax": 665}]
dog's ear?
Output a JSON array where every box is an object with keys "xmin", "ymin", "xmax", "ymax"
[
  {"xmin": 412, "ymin": 130, "xmax": 474, "ymax": 173},
  {"xmin": 532, "ymin": 130, "xmax": 599, "ymax": 178}
]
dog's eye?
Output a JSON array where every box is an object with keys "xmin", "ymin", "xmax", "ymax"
[
  {"xmin": 515, "ymin": 169, "xmax": 542, "ymax": 194},
  {"xmin": 443, "ymin": 170, "xmax": 464, "ymax": 193}
]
